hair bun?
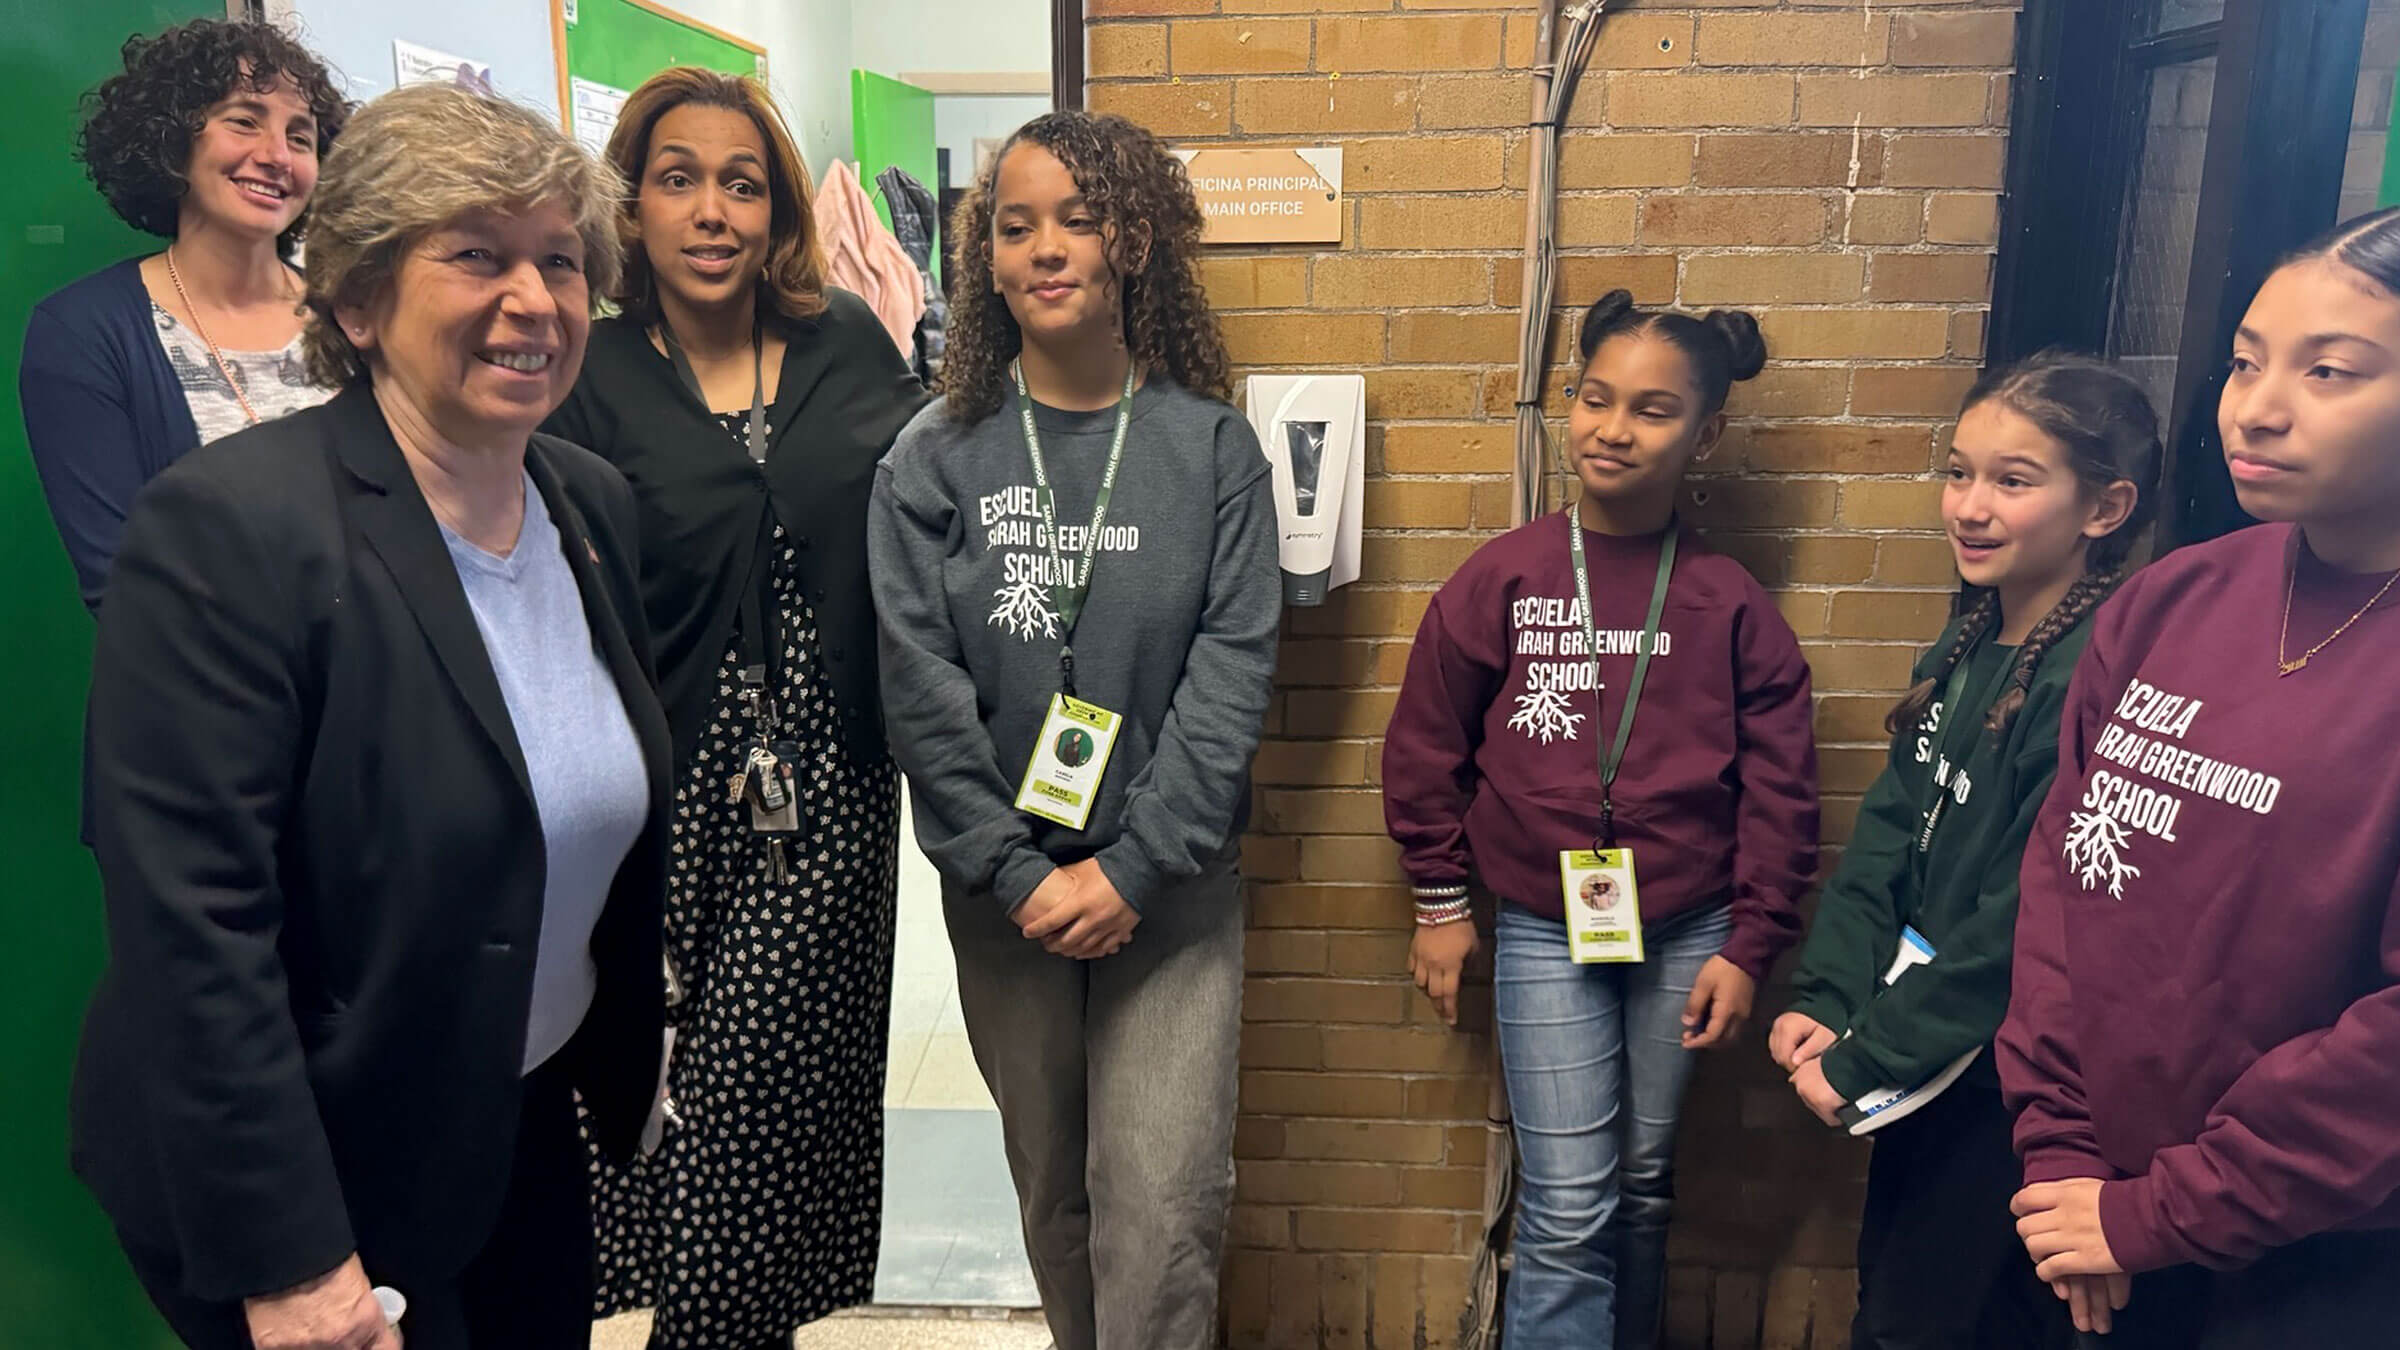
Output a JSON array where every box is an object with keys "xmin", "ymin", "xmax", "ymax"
[
  {"xmin": 1577, "ymin": 289, "xmax": 1640, "ymax": 361},
  {"xmin": 1703, "ymin": 309, "xmax": 1768, "ymax": 382}
]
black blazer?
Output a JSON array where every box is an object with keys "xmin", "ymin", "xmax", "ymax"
[
  {"xmin": 69, "ymin": 383, "xmax": 671, "ymax": 1303},
  {"xmin": 544, "ymin": 290, "xmax": 925, "ymax": 768}
]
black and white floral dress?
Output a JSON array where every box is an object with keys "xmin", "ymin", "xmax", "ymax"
[{"xmin": 586, "ymin": 414, "xmax": 901, "ymax": 1348}]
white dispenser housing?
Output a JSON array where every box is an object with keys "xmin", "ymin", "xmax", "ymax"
[{"xmin": 1245, "ymin": 373, "xmax": 1365, "ymax": 606}]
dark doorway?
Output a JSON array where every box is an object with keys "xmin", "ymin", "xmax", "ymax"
[{"xmin": 1988, "ymin": 0, "xmax": 2378, "ymax": 550}]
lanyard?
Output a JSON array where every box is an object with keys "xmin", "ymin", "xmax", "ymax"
[
  {"xmin": 1012, "ymin": 358, "xmax": 1135, "ymax": 695},
  {"xmin": 1566, "ymin": 510, "xmax": 1678, "ymax": 850},
  {"xmin": 1914, "ymin": 648, "xmax": 1996, "ymax": 856},
  {"xmin": 660, "ymin": 318, "xmax": 768, "ymax": 463}
]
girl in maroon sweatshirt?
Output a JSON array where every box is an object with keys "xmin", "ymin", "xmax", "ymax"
[
  {"xmin": 1384, "ymin": 291, "xmax": 1820, "ymax": 1350},
  {"xmin": 1999, "ymin": 208, "xmax": 2400, "ymax": 1346}
]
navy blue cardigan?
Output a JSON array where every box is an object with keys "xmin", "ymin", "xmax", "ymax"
[{"xmin": 20, "ymin": 258, "xmax": 201, "ymax": 612}]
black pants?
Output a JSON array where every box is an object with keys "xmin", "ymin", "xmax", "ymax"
[
  {"xmin": 1851, "ymin": 1080, "xmax": 2070, "ymax": 1350},
  {"xmin": 2076, "ymin": 1227, "xmax": 2400, "ymax": 1350},
  {"xmin": 126, "ymin": 1053, "xmax": 594, "ymax": 1350}
]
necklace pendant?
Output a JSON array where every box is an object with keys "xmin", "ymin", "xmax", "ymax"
[{"xmin": 2278, "ymin": 653, "xmax": 2310, "ymax": 676}]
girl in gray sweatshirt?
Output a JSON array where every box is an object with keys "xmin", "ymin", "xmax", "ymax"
[{"xmin": 866, "ymin": 110, "xmax": 1279, "ymax": 1350}]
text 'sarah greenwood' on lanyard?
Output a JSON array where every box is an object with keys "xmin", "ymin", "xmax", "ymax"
[
  {"xmin": 1567, "ymin": 509, "xmax": 1678, "ymax": 851},
  {"xmin": 1012, "ymin": 358, "xmax": 1136, "ymax": 697}
]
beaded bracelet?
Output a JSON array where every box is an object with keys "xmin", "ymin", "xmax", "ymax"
[{"xmin": 1414, "ymin": 901, "xmax": 1472, "ymax": 927}]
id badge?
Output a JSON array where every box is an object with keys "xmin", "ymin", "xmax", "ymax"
[
  {"xmin": 1560, "ymin": 849, "xmax": 1645, "ymax": 964},
  {"xmin": 1015, "ymin": 694, "xmax": 1122, "ymax": 829}
]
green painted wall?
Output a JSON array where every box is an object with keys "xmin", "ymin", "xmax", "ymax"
[
  {"xmin": 850, "ymin": 68, "xmax": 935, "ymax": 247},
  {"xmin": 1, "ymin": 3, "xmax": 213, "ymax": 1345}
]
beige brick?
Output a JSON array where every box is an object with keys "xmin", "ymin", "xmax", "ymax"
[
  {"xmin": 1250, "ymin": 882, "xmax": 1413, "ymax": 929},
  {"xmin": 1891, "ymin": 12, "xmax": 2019, "ymax": 68},
  {"xmin": 1800, "ymin": 74, "xmax": 1995, "ymax": 129},
  {"xmin": 1696, "ymin": 133, "xmax": 1884, "ymax": 188},
  {"xmin": 1319, "ymin": 16, "xmax": 1504, "ymax": 73},
  {"xmin": 1559, "ymin": 195, "xmax": 1640, "ymax": 246},
  {"xmin": 1253, "ymin": 739, "xmax": 1369, "ymax": 786},
  {"xmin": 1552, "ymin": 134, "xmax": 1696, "ymax": 189},
  {"xmin": 1404, "ymin": 1075, "xmax": 1487, "ymax": 1119},
  {"xmin": 1283, "ymin": 1119, "xmax": 1449, "ymax": 1163},
  {"xmin": 1247, "ymin": 930, "xmax": 1330, "ymax": 974},
  {"xmin": 1220, "ymin": 0, "xmax": 1383, "ymax": 12},
  {"xmin": 1479, "ymin": 366, "xmax": 1572, "ymax": 420},
  {"xmin": 1642, "ymin": 193, "xmax": 1828, "ymax": 247},
  {"xmin": 1227, "ymin": 1204, "xmax": 1292, "ymax": 1250},
  {"xmin": 1276, "ymin": 639, "xmax": 1407, "ymax": 689},
  {"xmin": 1325, "ymin": 931, "xmax": 1412, "ymax": 976},
  {"xmin": 1878, "ymin": 535, "xmax": 1963, "ymax": 586},
  {"xmin": 1951, "ymin": 307, "xmax": 1989, "ymax": 359},
  {"xmin": 1089, "ymin": 80, "xmax": 1234, "ymax": 136},
  {"xmin": 1697, "ymin": 13, "xmax": 1890, "ymax": 67},
  {"xmin": 1315, "ymin": 255, "xmax": 1490, "ymax": 309},
  {"xmin": 1241, "ymin": 1024, "xmax": 1324, "ymax": 1070},
  {"xmin": 1361, "ymin": 479, "xmax": 1476, "ymax": 531},
  {"xmin": 1321, "ymin": 1027, "xmax": 1479, "ymax": 1074},
  {"xmin": 1928, "ymin": 192, "xmax": 2001, "ymax": 245},
  {"xmin": 1171, "ymin": 18, "xmax": 1312, "ymax": 76},
  {"xmin": 1817, "ymin": 694, "xmax": 1900, "ymax": 745},
  {"xmin": 1246, "ymin": 976, "xmax": 1408, "ymax": 1024},
  {"xmin": 1237, "ymin": 76, "xmax": 1421, "ymax": 134},
  {"xmin": 1496, "ymin": 254, "xmax": 1682, "ymax": 308},
  {"xmin": 1359, "ymin": 195, "xmax": 1522, "ymax": 250},
  {"xmin": 1401, "ymin": 1166, "xmax": 1488, "ymax": 1212},
  {"xmin": 1416, "ymin": 75, "xmax": 1525, "ymax": 130},
  {"xmin": 1201, "ymin": 255, "xmax": 1310, "ymax": 309},
  {"xmin": 1727, "ymin": 369, "xmax": 1850, "ymax": 418},
  {"xmin": 1389, "ymin": 312, "xmax": 1518, "ymax": 365},
  {"xmin": 1382, "ymin": 425, "xmax": 1513, "ymax": 475},
  {"xmin": 1777, "ymin": 590, "xmax": 1832, "ymax": 637},
  {"xmin": 1589, "ymin": 14, "xmax": 1697, "ymax": 69},
  {"xmin": 1243, "ymin": 834, "xmax": 1300, "ymax": 880},
  {"xmin": 1301, "ymin": 835, "xmax": 1409, "ymax": 882},
  {"xmin": 1606, "ymin": 73, "xmax": 1796, "ymax": 129},
  {"xmin": 1243, "ymin": 1071, "xmax": 1412, "ymax": 1118},
  {"xmin": 1682, "ymin": 478, "xmax": 1841, "ymax": 531},
  {"xmin": 1737, "ymin": 424, "xmax": 1937, "ymax": 474},
  {"xmin": 1091, "ymin": 0, "xmax": 1213, "ymax": 15},
  {"xmin": 1851, "ymin": 365, "xmax": 1980, "ymax": 417},
  {"xmin": 1830, "ymin": 589, "xmax": 1955, "ymax": 640},
  {"xmin": 1683, "ymin": 253, "xmax": 1864, "ymax": 305},
  {"xmin": 1840, "ymin": 478, "xmax": 1945, "ymax": 528},
  {"xmin": 1867, "ymin": 252, "xmax": 1992, "ymax": 303},
  {"xmin": 1222, "ymin": 313, "xmax": 1386, "ymax": 365},
  {"xmin": 1286, "ymin": 688, "xmax": 1404, "ymax": 736},
  {"xmin": 1760, "ymin": 308, "xmax": 1951, "ymax": 360},
  {"xmin": 1844, "ymin": 193, "xmax": 1926, "ymax": 245},
  {"xmin": 1805, "ymin": 640, "xmax": 1921, "ymax": 694},
  {"xmin": 1298, "ymin": 1208, "xmax": 1460, "ymax": 1253},
  {"xmin": 1348, "ymin": 135, "xmax": 1508, "ymax": 193},
  {"xmin": 1238, "ymin": 1161, "xmax": 1406, "ymax": 1207},
  {"xmin": 1090, "ymin": 24, "xmax": 1169, "ymax": 78},
  {"xmin": 1788, "ymin": 534, "xmax": 1879, "ymax": 585},
  {"xmin": 1364, "ymin": 369, "xmax": 1484, "ymax": 421},
  {"xmin": 1884, "ymin": 134, "xmax": 2008, "ymax": 188}
]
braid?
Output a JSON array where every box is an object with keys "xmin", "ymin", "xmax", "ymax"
[
  {"xmin": 1885, "ymin": 590, "xmax": 2001, "ymax": 737},
  {"xmin": 1986, "ymin": 567, "xmax": 2124, "ymax": 737}
]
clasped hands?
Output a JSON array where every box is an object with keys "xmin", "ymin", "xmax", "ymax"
[{"xmin": 1013, "ymin": 858, "xmax": 1139, "ymax": 959}]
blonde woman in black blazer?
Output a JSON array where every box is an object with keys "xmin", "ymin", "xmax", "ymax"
[{"xmin": 71, "ymin": 87, "xmax": 668, "ymax": 1350}]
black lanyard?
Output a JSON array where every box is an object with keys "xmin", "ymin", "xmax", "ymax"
[
  {"xmin": 660, "ymin": 317, "xmax": 780, "ymax": 730},
  {"xmin": 1011, "ymin": 359, "xmax": 1135, "ymax": 696},
  {"xmin": 1567, "ymin": 513, "xmax": 1678, "ymax": 851},
  {"xmin": 660, "ymin": 318, "xmax": 768, "ymax": 464}
]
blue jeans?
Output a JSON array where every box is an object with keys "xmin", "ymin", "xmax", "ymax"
[{"xmin": 1494, "ymin": 901, "xmax": 1733, "ymax": 1350}]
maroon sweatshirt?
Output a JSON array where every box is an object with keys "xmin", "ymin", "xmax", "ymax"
[
  {"xmin": 1999, "ymin": 523, "xmax": 2400, "ymax": 1272},
  {"xmin": 1382, "ymin": 513, "xmax": 1819, "ymax": 980}
]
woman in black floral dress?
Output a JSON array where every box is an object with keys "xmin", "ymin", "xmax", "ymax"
[{"xmin": 545, "ymin": 67, "xmax": 923, "ymax": 1349}]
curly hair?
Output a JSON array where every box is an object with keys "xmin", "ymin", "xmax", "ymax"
[
  {"xmin": 75, "ymin": 19, "xmax": 349, "ymax": 258},
  {"xmin": 300, "ymin": 85, "xmax": 624, "ymax": 387},
  {"xmin": 602, "ymin": 67, "xmax": 828, "ymax": 325},
  {"xmin": 940, "ymin": 110, "xmax": 1229, "ymax": 424}
]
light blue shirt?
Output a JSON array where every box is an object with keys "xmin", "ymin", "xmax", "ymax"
[{"xmin": 439, "ymin": 472, "xmax": 649, "ymax": 1073}]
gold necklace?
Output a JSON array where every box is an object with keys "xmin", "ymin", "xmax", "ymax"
[
  {"xmin": 166, "ymin": 246, "xmax": 289, "ymax": 427},
  {"xmin": 2277, "ymin": 554, "xmax": 2400, "ymax": 675}
]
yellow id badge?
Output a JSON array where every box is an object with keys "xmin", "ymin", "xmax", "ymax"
[
  {"xmin": 1561, "ymin": 849, "xmax": 1645, "ymax": 964},
  {"xmin": 1015, "ymin": 694, "xmax": 1123, "ymax": 829}
]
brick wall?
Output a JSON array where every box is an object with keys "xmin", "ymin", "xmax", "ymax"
[
  {"xmin": 2342, "ymin": 0, "xmax": 2400, "ymax": 222},
  {"xmin": 1084, "ymin": 3, "xmax": 2020, "ymax": 1346}
]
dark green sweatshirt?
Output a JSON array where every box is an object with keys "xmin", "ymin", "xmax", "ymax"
[{"xmin": 1786, "ymin": 611, "xmax": 2092, "ymax": 1102}]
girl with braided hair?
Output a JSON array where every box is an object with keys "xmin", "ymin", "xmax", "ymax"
[
  {"xmin": 868, "ymin": 110, "xmax": 1279, "ymax": 1350},
  {"xmin": 1777, "ymin": 351, "xmax": 2157, "ymax": 1350}
]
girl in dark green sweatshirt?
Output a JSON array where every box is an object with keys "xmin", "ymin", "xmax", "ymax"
[{"xmin": 1775, "ymin": 353, "xmax": 2160, "ymax": 1350}]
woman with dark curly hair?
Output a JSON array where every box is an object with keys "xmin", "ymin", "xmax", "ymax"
[
  {"xmin": 20, "ymin": 18, "xmax": 347, "ymax": 610},
  {"xmin": 867, "ymin": 110, "xmax": 1280, "ymax": 1350}
]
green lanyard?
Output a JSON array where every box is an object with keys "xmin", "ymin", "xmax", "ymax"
[
  {"xmin": 1567, "ymin": 510, "xmax": 1679, "ymax": 850},
  {"xmin": 1914, "ymin": 648, "xmax": 1995, "ymax": 856},
  {"xmin": 1012, "ymin": 359, "xmax": 1136, "ymax": 695}
]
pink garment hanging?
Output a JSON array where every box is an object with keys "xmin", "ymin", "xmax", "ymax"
[{"xmin": 816, "ymin": 160, "xmax": 926, "ymax": 355}]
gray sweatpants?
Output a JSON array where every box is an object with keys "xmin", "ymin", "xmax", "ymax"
[{"xmin": 942, "ymin": 864, "xmax": 1245, "ymax": 1350}]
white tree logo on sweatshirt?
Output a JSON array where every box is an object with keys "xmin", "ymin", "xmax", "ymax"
[
  {"xmin": 988, "ymin": 579, "xmax": 1059, "ymax": 641},
  {"xmin": 1508, "ymin": 689, "xmax": 1585, "ymax": 744},
  {"xmin": 2061, "ymin": 810, "xmax": 2142, "ymax": 899}
]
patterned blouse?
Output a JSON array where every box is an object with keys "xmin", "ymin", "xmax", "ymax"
[{"xmin": 151, "ymin": 302, "xmax": 332, "ymax": 445}]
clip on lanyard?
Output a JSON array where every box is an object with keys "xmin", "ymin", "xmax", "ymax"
[
  {"xmin": 1012, "ymin": 358, "xmax": 1136, "ymax": 697},
  {"xmin": 1567, "ymin": 508, "xmax": 1678, "ymax": 851}
]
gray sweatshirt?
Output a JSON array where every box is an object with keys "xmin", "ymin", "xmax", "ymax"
[{"xmin": 868, "ymin": 377, "xmax": 1281, "ymax": 911}]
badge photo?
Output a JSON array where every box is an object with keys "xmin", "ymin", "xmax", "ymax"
[
  {"xmin": 1560, "ymin": 848, "xmax": 1645, "ymax": 964},
  {"xmin": 1016, "ymin": 694, "xmax": 1124, "ymax": 830}
]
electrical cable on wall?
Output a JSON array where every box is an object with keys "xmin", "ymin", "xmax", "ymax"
[{"xmin": 1509, "ymin": 0, "xmax": 1611, "ymax": 527}]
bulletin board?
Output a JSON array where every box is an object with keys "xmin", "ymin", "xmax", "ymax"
[{"xmin": 552, "ymin": 0, "xmax": 765, "ymax": 145}]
